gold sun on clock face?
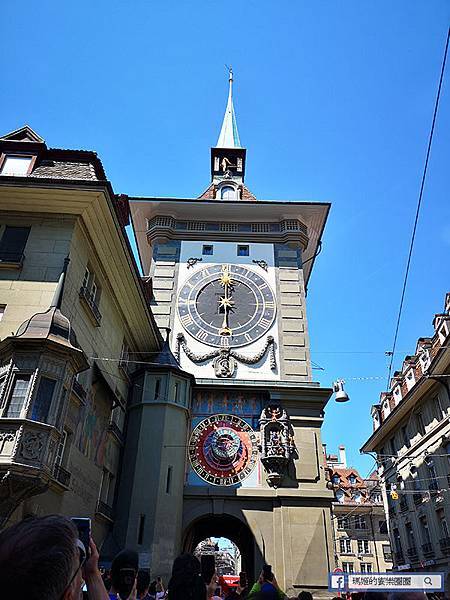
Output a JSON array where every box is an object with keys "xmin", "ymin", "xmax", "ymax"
[{"xmin": 177, "ymin": 263, "xmax": 276, "ymax": 348}]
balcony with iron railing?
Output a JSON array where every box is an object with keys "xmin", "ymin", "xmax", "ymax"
[
  {"xmin": 79, "ymin": 286, "xmax": 102, "ymax": 326},
  {"xmin": 422, "ymin": 543, "xmax": 434, "ymax": 558},
  {"xmin": 53, "ymin": 463, "xmax": 71, "ymax": 488}
]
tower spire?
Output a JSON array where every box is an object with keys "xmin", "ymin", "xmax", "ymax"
[{"xmin": 216, "ymin": 67, "xmax": 241, "ymax": 148}]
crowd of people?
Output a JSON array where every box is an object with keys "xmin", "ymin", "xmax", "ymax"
[{"xmin": 0, "ymin": 514, "xmax": 441, "ymax": 600}]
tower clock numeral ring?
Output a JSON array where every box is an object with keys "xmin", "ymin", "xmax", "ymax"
[{"xmin": 177, "ymin": 263, "xmax": 276, "ymax": 348}]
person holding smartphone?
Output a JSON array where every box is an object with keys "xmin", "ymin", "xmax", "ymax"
[
  {"xmin": 108, "ymin": 549, "xmax": 139, "ymax": 600},
  {"xmin": 0, "ymin": 514, "xmax": 110, "ymax": 600},
  {"xmin": 246, "ymin": 565, "xmax": 286, "ymax": 600}
]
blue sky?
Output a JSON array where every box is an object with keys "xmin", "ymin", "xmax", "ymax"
[{"xmin": 2, "ymin": 2, "xmax": 449, "ymax": 473}]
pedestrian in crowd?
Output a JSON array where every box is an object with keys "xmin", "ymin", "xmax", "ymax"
[
  {"xmin": 137, "ymin": 570, "xmax": 151, "ymax": 599},
  {"xmin": 247, "ymin": 568, "xmax": 286, "ymax": 599},
  {"xmin": 109, "ymin": 549, "xmax": 139, "ymax": 599},
  {"xmin": 155, "ymin": 576, "xmax": 167, "ymax": 598},
  {"xmin": 297, "ymin": 592, "xmax": 313, "ymax": 600},
  {"xmin": 0, "ymin": 514, "xmax": 109, "ymax": 600},
  {"xmin": 167, "ymin": 553, "xmax": 218, "ymax": 599}
]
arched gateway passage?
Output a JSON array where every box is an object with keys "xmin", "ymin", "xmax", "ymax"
[{"xmin": 182, "ymin": 514, "xmax": 260, "ymax": 584}]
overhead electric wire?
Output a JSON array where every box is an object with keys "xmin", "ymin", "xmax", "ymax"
[{"xmin": 386, "ymin": 27, "xmax": 450, "ymax": 387}]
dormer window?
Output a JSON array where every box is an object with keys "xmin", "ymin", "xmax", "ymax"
[
  {"xmin": 348, "ymin": 474, "xmax": 357, "ymax": 485},
  {"xmin": 0, "ymin": 154, "xmax": 34, "ymax": 176},
  {"xmin": 332, "ymin": 474, "xmax": 340, "ymax": 485},
  {"xmin": 221, "ymin": 185, "xmax": 237, "ymax": 200},
  {"xmin": 336, "ymin": 489, "xmax": 345, "ymax": 503}
]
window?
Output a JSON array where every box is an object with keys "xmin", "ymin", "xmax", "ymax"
[
  {"xmin": 138, "ymin": 514, "xmax": 146, "ymax": 545},
  {"xmin": 401, "ymin": 426, "xmax": 410, "ymax": 448},
  {"xmin": 353, "ymin": 491, "xmax": 362, "ymax": 504},
  {"xmin": 173, "ymin": 382, "xmax": 179, "ymax": 403},
  {"xmin": 82, "ymin": 268, "xmax": 90, "ymax": 289},
  {"xmin": 337, "ymin": 516, "xmax": 349, "ymax": 529},
  {"xmin": 336, "ymin": 489, "xmax": 345, "ymax": 503},
  {"xmin": 202, "ymin": 245, "xmax": 213, "ymax": 256},
  {"xmin": 340, "ymin": 538, "xmax": 352, "ymax": 554},
  {"xmin": 0, "ymin": 226, "xmax": 30, "ymax": 262},
  {"xmin": 32, "ymin": 377, "xmax": 56, "ymax": 423},
  {"xmin": 432, "ymin": 395, "xmax": 443, "ymax": 420},
  {"xmin": 166, "ymin": 466, "xmax": 173, "ymax": 494},
  {"xmin": 437, "ymin": 509, "xmax": 449, "ymax": 538},
  {"xmin": 55, "ymin": 430, "xmax": 68, "ymax": 467},
  {"xmin": 427, "ymin": 461, "xmax": 438, "ymax": 490},
  {"xmin": 5, "ymin": 375, "xmax": 31, "ymax": 417},
  {"xmin": 389, "ymin": 437, "xmax": 396, "ymax": 456},
  {"xmin": 237, "ymin": 245, "xmax": 249, "ymax": 257},
  {"xmin": 342, "ymin": 562, "xmax": 354, "ymax": 573},
  {"xmin": 371, "ymin": 492, "xmax": 382, "ymax": 503},
  {"xmin": 415, "ymin": 412, "xmax": 425, "ymax": 435},
  {"xmin": 0, "ymin": 305, "xmax": 5, "ymax": 321},
  {"xmin": 220, "ymin": 185, "xmax": 236, "ymax": 200},
  {"xmin": 332, "ymin": 474, "xmax": 340, "ymax": 485},
  {"xmin": 393, "ymin": 528, "xmax": 402, "ymax": 553},
  {"xmin": 0, "ymin": 377, "xmax": 5, "ymax": 404},
  {"xmin": 354, "ymin": 516, "xmax": 366, "ymax": 530},
  {"xmin": 0, "ymin": 155, "xmax": 33, "ymax": 176},
  {"xmin": 405, "ymin": 523, "xmax": 416, "ymax": 549},
  {"xmin": 119, "ymin": 342, "xmax": 130, "ymax": 374},
  {"xmin": 99, "ymin": 469, "xmax": 115, "ymax": 507},
  {"xmin": 379, "ymin": 520, "xmax": 388, "ymax": 534},
  {"xmin": 348, "ymin": 474, "xmax": 357, "ymax": 485},
  {"xmin": 154, "ymin": 379, "xmax": 161, "ymax": 400},
  {"xmin": 358, "ymin": 540, "xmax": 370, "ymax": 554},
  {"xmin": 360, "ymin": 563, "xmax": 372, "ymax": 573},
  {"xmin": 383, "ymin": 544, "xmax": 393, "ymax": 561},
  {"xmin": 420, "ymin": 516, "xmax": 431, "ymax": 544}
]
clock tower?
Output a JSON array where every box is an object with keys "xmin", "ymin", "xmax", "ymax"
[{"xmin": 116, "ymin": 71, "xmax": 335, "ymax": 596}]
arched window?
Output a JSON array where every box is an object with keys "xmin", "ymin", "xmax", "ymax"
[{"xmin": 221, "ymin": 185, "xmax": 236, "ymax": 200}]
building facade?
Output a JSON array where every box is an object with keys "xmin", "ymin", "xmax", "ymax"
[
  {"xmin": 0, "ymin": 126, "xmax": 160, "ymax": 544},
  {"xmin": 325, "ymin": 445, "xmax": 393, "ymax": 575},
  {"xmin": 362, "ymin": 292, "xmax": 450, "ymax": 589},
  {"xmin": 111, "ymin": 71, "xmax": 335, "ymax": 596}
]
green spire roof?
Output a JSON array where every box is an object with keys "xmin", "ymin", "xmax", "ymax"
[{"xmin": 216, "ymin": 68, "xmax": 241, "ymax": 148}]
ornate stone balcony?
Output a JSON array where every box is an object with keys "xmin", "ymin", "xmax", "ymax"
[{"xmin": 0, "ymin": 419, "xmax": 61, "ymax": 525}]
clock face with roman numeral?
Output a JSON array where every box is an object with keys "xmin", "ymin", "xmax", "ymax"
[{"xmin": 177, "ymin": 263, "xmax": 276, "ymax": 347}]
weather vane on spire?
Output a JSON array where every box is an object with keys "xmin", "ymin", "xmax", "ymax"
[{"xmin": 217, "ymin": 65, "xmax": 241, "ymax": 148}]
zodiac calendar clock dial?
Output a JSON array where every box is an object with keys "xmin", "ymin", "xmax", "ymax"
[
  {"xmin": 177, "ymin": 263, "xmax": 276, "ymax": 347},
  {"xmin": 188, "ymin": 414, "xmax": 258, "ymax": 486}
]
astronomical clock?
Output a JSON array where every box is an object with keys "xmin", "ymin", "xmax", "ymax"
[{"xmin": 188, "ymin": 413, "xmax": 259, "ymax": 486}]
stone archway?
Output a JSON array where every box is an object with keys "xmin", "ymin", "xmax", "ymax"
[{"xmin": 182, "ymin": 513, "xmax": 258, "ymax": 583}]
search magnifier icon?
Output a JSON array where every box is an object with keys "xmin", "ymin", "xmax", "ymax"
[{"xmin": 424, "ymin": 576, "xmax": 432, "ymax": 585}]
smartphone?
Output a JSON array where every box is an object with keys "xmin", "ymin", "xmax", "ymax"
[
  {"xmin": 263, "ymin": 564, "xmax": 273, "ymax": 582},
  {"xmin": 201, "ymin": 554, "xmax": 216, "ymax": 585},
  {"xmin": 71, "ymin": 517, "xmax": 91, "ymax": 557},
  {"xmin": 239, "ymin": 571, "xmax": 248, "ymax": 588},
  {"xmin": 118, "ymin": 568, "xmax": 136, "ymax": 598}
]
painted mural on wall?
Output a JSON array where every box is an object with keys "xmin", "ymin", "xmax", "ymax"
[
  {"xmin": 73, "ymin": 386, "xmax": 109, "ymax": 468},
  {"xmin": 192, "ymin": 390, "xmax": 266, "ymax": 420}
]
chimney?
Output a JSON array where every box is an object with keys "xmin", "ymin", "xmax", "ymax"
[{"xmin": 339, "ymin": 445, "xmax": 347, "ymax": 468}]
